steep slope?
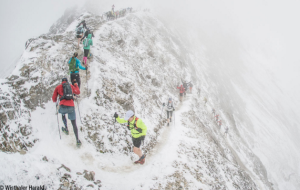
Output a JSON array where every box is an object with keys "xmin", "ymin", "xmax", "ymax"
[{"xmin": 0, "ymin": 11, "xmax": 274, "ymax": 189}]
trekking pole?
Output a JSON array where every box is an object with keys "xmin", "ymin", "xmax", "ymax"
[
  {"xmin": 76, "ymin": 99, "xmax": 82, "ymax": 124},
  {"xmin": 173, "ymin": 111, "xmax": 175, "ymax": 127},
  {"xmin": 160, "ymin": 104, "xmax": 165, "ymax": 118},
  {"xmin": 86, "ymin": 68, "xmax": 88, "ymax": 97},
  {"xmin": 56, "ymin": 101, "xmax": 61, "ymax": 140},
  {"xmin": 113, "ymin": 117, "xmax": 116, "ymax": 139}
]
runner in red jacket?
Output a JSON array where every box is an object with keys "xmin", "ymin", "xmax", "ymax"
[
  {"xmin": 52, "ymin": 80, "xmax": 80, "ymax": 106},
  {"xmin": 52, "ymin": 78, "xmax": 82, "ymax": 146},
  {"xmin": 177, "ymin": 85, "xmax": 185, "ymax": 102}
]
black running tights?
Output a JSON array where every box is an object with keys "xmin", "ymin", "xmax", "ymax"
[{"xmin": 62, "ymin": 114, "xmax": 79, "ymax": 141}]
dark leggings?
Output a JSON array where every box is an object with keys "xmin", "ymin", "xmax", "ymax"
[
  {"xmin": 167, "ymin": 111, "xmax": 173, "ymax": 119},
  {"xmin": 70, "ymin": 73, "xmax": 81, "ymax": 89},
  {"xmin": 84, "ymin": 49, "xmax": 89, "ymax": 57},
  {"xmin": 62, "ymin": 114, "xmax": 79, "ymax": 141}
]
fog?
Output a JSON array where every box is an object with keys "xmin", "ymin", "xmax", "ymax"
[
  {"xmin": 0, "ymin": 0, "xmax": 85, "ymax": 78},
  {"xmin": 1, "ymin": 0, "xmax": 300, "ymax": 189}
]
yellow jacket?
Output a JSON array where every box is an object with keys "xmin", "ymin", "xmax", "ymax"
[{"xmin": 116, "ymin": 116, "xmax": 147, "ymax": 138}]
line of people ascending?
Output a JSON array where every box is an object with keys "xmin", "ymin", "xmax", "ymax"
[
  {"xmin": 75, "ymin": 21, "xmax": 94, "ymax": 66},
  {"xmin": 51, "ymin": 7, "xmax": 134, "ymax": 150},
  {"xmin": 51, "ymin": 18, "xmax": 94, "ymax": 147},
  {"xmin": 50, "ymin": 8, "xmax": 180, "ymax": 165},
  {"xmin": 106, "ymin": 5, "xmax": 133, "ymax": 21}
]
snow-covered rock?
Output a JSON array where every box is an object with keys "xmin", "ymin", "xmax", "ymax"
[{"xmin": 0, "ymin": 10, "xmax": 275, "ymax": 189}]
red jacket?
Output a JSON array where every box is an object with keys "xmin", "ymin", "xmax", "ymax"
[
  {"xmin": 52, "ymin": 81, "xmax": 80, "ymax": 107},
  {"xmin": 177, "ymin": 85, "xmax": 185, "ymax": 93}
]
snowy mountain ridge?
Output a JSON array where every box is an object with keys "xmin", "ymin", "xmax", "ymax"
[{"xmin": 0, "ymin": 10, "xmax": 280, "ymax": 189}]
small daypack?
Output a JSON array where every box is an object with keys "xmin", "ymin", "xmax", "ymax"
[
  {"xmin": 69, "ymin": 57, "xmax": 79, "ymax": 73},
  {"xmin": 167, "ymin": 102, "xmax": 173, "ymax": 110},
  {"xmin": 76, "ymin": 26, "xmax": 83, "ymax": 35},
  {"xmin": 127, "ymin": 117, "xmax": 142, "ymax": 133},
  {"xmin": 60, "ymin": 82, "xmax": 74, "ymax": 101},
  {"xmin": 183, "ymin": 83, "xmax": 188, "ymax": 90},
  {"xmin": 84, "ymin": 38, "xmax": 89, "ymax": 48}
]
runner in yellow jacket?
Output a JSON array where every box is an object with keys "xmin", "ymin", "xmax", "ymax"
[{"xmin": 114, "ymin": 110, "xmax": 147, "ymax": 164}]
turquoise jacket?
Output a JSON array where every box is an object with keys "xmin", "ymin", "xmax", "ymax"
[
  {"xmin": 68, "ymin": 57, "xmax": 86, "ymax": 74},
  {"xmin": 116, "ymin": 116, "xmax": 147, "ymax": 138},
  {"xmin": 83, "ymin": 34, "xmax": 93, "ymax": 50}
]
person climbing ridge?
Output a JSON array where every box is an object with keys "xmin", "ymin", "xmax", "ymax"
[
  {"xmin": 52, "ymin": 78, "xmax": 82, "ymax": 147},
  {"xmin": 82, "ymin": 34, "xmax": 93, "ymax": 66},
  {"xmin": 177, "ymin": 84, "xmax": 185, "ymax": 102},
  {"xmin": 163, "ymin": 98, "xmax": 175, "ymax": 126},
  {"xmin": 204, "ymin": 97, "xmax": 207, "ymax": 105},
  {"xmin": 189, "ymin": 82, "xmax": 193, "ymax": 93},
  {"xmin": 218, "ymin": 120, "xmax": 222, "ymax": 127},
  {"xmin": 183, "ymin": 81, "xmax": 188, "ymax": 96},
  {"xmin": 212, "ymin": 108, "xmax": 215, "ymax": 116},
  {"xmin": 112, "ymin": 4, "xmax": 115, "ymax": 12},
  {"xmin": 197, "ymin": 86, "xmax": 201, "ymax": 96},
  {"xmin": 224, "ymin": 126, "xmax": 229, "ymax": 137},
  {"xmin": 215, "ymin": 114, "xmax": 219, "ymax": 122},
  {"xmin": 81, "ymin": 28, "xmax": 95, "ymax": 42},
  {"xmin": 68, "ymin": 52, "xmax": 87, "ymax": 91},
  {"xmin": 75, "ymin": 23, "xmax": 85, "ymax": 49},
  {"xmin": 115, "ymin": 11, "xmax": 119, "ymax": 19},
  {"xmin": 114, "ymin": 110, "xmax": 147, "ymax": 164},
  {"xmin": 77, "ymin": 20, "xmax": 87, "ymax": 30}
]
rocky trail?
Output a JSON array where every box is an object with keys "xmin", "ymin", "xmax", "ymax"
[{"xmin": 0, "ymin": 10, "xmax": 276, "ymax": 189}]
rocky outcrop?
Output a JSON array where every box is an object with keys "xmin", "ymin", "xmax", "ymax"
[{"xmin": 57, "ymin": 165, "xmax": 101, "ymax": 190}]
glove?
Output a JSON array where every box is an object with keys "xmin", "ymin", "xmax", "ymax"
[
  {"xmin": 114, "ymin": 112, "xmax": 118, "ymax": 118},
  {"xmin": 163, "ymin": 103, "xmax": 165, "ymax": 106},
  {"xmin": 173, "ymin": 108, "xmax": 175, "ymax": 111}
]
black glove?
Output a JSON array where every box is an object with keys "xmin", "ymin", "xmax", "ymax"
[
  {"xmin": 173, "ymin": 108, "xmax": 175, "ymax": 111},
  {"xmin": 114, "ymin": 112, "xmax": 118, "ymax": 118},
  {"xmin": 163, "ymin": 103, "xmax": 165, "ymax": 106}
]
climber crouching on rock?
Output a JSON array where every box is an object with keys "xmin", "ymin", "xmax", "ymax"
[{"xmin": 114, "ymin": 110, "xmax": 147, "ymax": 165}]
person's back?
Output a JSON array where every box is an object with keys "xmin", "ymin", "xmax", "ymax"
[
  {"xmin": 163, "ymin": 98, "xmax": 175, "ymax": 126},
  {"xmin": 52, "ymin": 79, "xmax": 80, "ymax": 105},
  {"xmin": 52, "ymin": 78, "xmax": 81, "ymax": 146},
  {"xmin": 68, "ymin": 53, "xmax": 87, "ymax": 89},
  {"xmin": 83, "ymin": 34, "xmax": 93, "ymax": 65},
  {"xmin": 83, "ymin": 34, "xmax": 93, "ymax": 50},
  {"xmin": 76, "ymin": 25, "xmax": 84, "ymax": 48},
  {"xmin": 81, "ymin": 29, "xmax": 94, "ymax": 42},
  {"xmin": 177, "ymin": 85, "xmax": 185, "ymax": 101}
]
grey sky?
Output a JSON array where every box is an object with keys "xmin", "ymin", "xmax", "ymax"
[{"xmin": 0, "ymin": 0, "xmax": 85, "ymax": 78}]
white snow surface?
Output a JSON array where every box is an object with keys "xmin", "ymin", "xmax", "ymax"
[{"xmin": 0, "ymin": 10, "xmax": 299, "ymax": 190}]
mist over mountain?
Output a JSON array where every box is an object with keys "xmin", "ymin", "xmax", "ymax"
[{"xmin": 0, "ymin": 1, "xmax": 300, "ymax": 189}]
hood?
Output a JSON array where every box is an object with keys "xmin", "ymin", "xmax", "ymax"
[{"xmin": 88, "ymin": 34, "xmax": 92, "ymax": 39}]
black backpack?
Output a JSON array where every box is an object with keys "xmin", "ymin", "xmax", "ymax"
[
  {"xmin": 183, "ymin": 83, "xmax": 188, "ymax": 90},
  {"xmin": 76, "ymin": 26, "xmax": 83, "ymax": 35},
  {"xmin": 60, "ymin": 82, "xmax": 74, "ymax": 101}
]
